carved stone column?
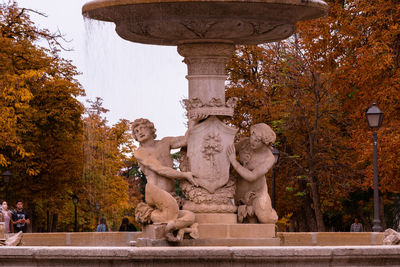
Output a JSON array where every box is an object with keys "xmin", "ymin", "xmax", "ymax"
[
  {"xmin": 178, "ymin": 41, "xmax": 234, "ymax": 109},
  {"xmin": 178, "ymin": 42, "xmax": 238, "ymax": 217}
]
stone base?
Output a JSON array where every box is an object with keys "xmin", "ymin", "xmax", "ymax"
[
  {"xmin": 195, "ymin": 213, "xmax": 237, "ymax": 224},
  {"xmin": 138, "ymin": 223, "xmax": 277, "ymax": 247},
  {"xmin": 141, "ymin": 223, "xmax": 276, "ymax": 239},
  {"xmin": 141, "ymin": 224, "xmax": 166, "ymax": 239},
  {"xmin": 198, "ymin": 223, "xmax": 276, "ymax": 239},
  {"xmin": 182, "ymin": 237, "xmax": 280, "ymax": 246},
  {"xmin": 3, "ymin": 246, "xmax": 400, "ymax": 266}
]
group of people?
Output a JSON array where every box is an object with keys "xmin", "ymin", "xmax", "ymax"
[
  {"xmin": 96, "ymin": 217, "xmax": 137, "ymax": 232},
  {"xmin": 0, "ymin": 200, "xmax": 30, "ymax": 234}
]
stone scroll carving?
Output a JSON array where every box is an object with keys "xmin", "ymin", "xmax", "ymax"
[
  {"xmin": 132, "ymin": 118, "xmax": 198, "ymax": 242},
  {"xmin": 227, "ymin": 123, "xmax": 278, "ymax": 224}
]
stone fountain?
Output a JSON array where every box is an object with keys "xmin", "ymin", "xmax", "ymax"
[{"xmin": 82, "ymin": 0, "xmax": 327, "ymax": 246}]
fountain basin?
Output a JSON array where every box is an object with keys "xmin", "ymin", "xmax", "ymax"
[
  {"xmin": 18, "ymin": 232, "xmax": 384, "ymax": 246},
  {"xmin": 1, "ymin": 246, "xmax": 400, "ymax": 266},
  {"xmin": 82, "ymin": 0, "xmax": 328, "ymax": 45}
]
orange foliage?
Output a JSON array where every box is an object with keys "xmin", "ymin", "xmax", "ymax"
[{"xmin": 227, "ymin": 0, "xmax": 400, "ymax": 230}]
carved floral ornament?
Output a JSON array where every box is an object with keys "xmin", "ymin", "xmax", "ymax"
[{"xmin": 201, "ymin": 132, "xmax": 223, "ymax": 161}]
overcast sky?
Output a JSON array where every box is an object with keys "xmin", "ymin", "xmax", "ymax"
[{"xmin": 13, "ymin": 0, "xmax": 188, "ymax": 139}]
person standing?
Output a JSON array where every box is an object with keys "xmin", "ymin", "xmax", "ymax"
[
  {"xmin": 350, "ymin": 218, "xmax": 363, "ymax": 232},
  {"xmin": 12, "ymin": 200, "xmax": 30, "ymax": 233},
  {"xmin": 96, "ymin": 218, "xmax": 109, "ymax": 232},
  {"xmin": 118, "ymin": 217, "xmax": 137, "ymax": 232},
  {"xmin": 1, "ymin": 201, "xmax": 13, "ymax": 234}
]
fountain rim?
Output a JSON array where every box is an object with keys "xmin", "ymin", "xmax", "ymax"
[{"xmin": 82, "ymin": 0, "xmax": 328, "ymax": 19}]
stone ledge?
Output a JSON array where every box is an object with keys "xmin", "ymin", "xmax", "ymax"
[
  {"xmin": 1, "ymin": 246, "xmax": 400, "ymax": 266},
  {"xmin": 278, "ymin": 232, "xmax": 384, "ymax": 246},
  {"xmin": 21, "ymin": 232, "xmax": 141, "ymax": 247},
  {"xmin": 19, "ymin": 232, "xmax": 386, "ymax": 247}
]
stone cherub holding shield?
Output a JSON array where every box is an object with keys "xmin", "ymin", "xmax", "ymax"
[
  {"xmin": 227, "ymin": 123, "xmax": 278, "ymax": 224},
  {"xmin": 132, "ymin": 118, "xmax": 199, "ymax": 241}
]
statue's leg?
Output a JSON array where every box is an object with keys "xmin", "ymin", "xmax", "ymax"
[
  {"xmin": 145, "ymin": 183, "xmax": 179, "ymax": 223},
  {"xmin": 254, "ymin": 193, "xmax": 278, "ymax": 224}
]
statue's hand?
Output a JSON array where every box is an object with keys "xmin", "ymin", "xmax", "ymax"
[
  {"xmin": 188, "ymin": 114, "xmax": 208, "ymax": 129},
  {"xmin": 184, "ymin": 172, "xmax": 198, "ymax": 187},
  {"xmin": 226, "ymin": 144, "xmax": 236, "ymax": 163}
]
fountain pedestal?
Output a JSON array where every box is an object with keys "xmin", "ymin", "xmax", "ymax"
[{"xmin": 83, "ymin": 0, "xmax": 327, "ymax": 245}]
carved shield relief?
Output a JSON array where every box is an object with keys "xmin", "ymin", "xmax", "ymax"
[{"xmin": 188, "ymin": 116, "xmax": 238, "ymax": 193}]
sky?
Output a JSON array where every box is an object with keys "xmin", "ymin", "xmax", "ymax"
[{"xmin": 13, "ymin": 0, "xmax": 188, "ymax": 139}]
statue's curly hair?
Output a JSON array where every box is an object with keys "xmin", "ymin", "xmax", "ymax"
[
  {"xmin": 250, "ymin": 123, "xmax": 276, "ymax": 146},
  {"xmin": 132, "ymin": 118, "xmax": 157, "ymax": 141}
]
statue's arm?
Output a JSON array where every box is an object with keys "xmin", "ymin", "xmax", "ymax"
[
  {"xmin": 167, "ymin": 115, "xmax": 209, "ymax": 149},
  {"xmin": 135, "ymin": 149, "xmax": 197, "ymax": 186},
  {"xmin": 226, "ymin": 145, "xmax": 274, "ymax": 182},
  {"xmin": 164, "ymin": 136, "xmax": 187, "ymax": 149}
]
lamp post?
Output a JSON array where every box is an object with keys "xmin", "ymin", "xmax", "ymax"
[
  {"xmin": 95, "ymin": 202, "xmax": 100, "ymax": 225},
  {"xmin": 2, "ymin": 170, "xmax": 12, "ymax": 202},
  {"xmin": 366, "ymin": 103, "xmax": 383, "ymax": 232},
  {"xmin": 272, "ymin": 148, "xmax": 280, "ymax": 210},
  {"xmin": 72, "ymin": 194, "xmax": 79, "ymax": 232}
]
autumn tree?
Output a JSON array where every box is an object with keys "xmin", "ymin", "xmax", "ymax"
[
  {"xmin": 79, "ymin": 97, "xmax": 135, "ymax": 231},
  {"xmin": 0, "ymin": 1, "xmax": 85, "ymax": 231},
  {"xmin": 226, "ymin": 0, "xmax": 400, "ymax": 231}
]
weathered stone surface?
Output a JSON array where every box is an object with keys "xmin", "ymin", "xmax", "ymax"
[
  {"xmin": 383, "ymin": 228, "xmax": 400, "ymax": 245},
  {"xmin": 82, "ymin": 0, "xmax": 327, "ymax": 46},
  {"xmin": 196, "ymin": 223, "xmax": 275, "ymax": 239},
  {"xmin": 278, "ymin": 232, "xmax": 385, "ymax": 246},
  {"xmin": 1, "ymin": 246, "xmax": 400, "ymax": 266},
  {"xmin": 187, "ymin": 116, "xmax": 237, "ymax": 194},
  {"xmin": 21, "ymin": 232, "xmax": 141, "ymax": 247},
  {"xmin": 18, "ymin": 232, "xmax": 386, "ymax": 247},
  {"xmin": 194, "ymin": 213, "xmax": 237, "ymax": 224}
]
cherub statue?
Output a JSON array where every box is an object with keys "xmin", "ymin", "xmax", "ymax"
[
  {"xmin": 132, "ymin": 118, "xmax": 198, "ymax": 241},
  {"xmin": 227, "ymin": 123, "xmax": 278, "ymax": 224}
]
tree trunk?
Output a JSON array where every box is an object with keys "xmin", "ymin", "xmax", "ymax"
[
  {"xmin": 51, "ymin": 213, "xmax": 58, "ymax": 232},
  {"xmin": 46, "ymin": 209, "xmax": 50, "ymax": 232},
  {"xmin": 309, "ymin": 175, "xmax": 326, "ymax": 232},
  {"xmin": 297, "ymin": 180, "xmax": 317, "ymax": 232},
  {"xmin": 305, "ymin": 191, "xmax": 318, "ymax": 232},
  {"xmin": 31, "ymin": 203, "xmax": 37, "ymax": 233}
]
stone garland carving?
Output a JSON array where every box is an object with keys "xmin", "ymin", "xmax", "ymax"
[
  {"xmin": 180, "ymin": 179, "xmax": 237, "ymax": 213},
  {"xmin": 183, "ymin": 97, "xmax": 238, "ymax": 119},
  {"xmin": 179, "ymin": 147, "xmax": 236, "ymax": 213}
]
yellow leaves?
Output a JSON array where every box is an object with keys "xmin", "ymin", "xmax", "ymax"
[
  {"xmin": 277, "ymin": 213, "xmax": 293, "ymax": 231},
  {"xmin": 26, "ymin": 167, "xmax": 39, "ymax": 176},
  {"xmin": 0, "ymin": 154, "xmax": 8, "ymax": 167}
]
